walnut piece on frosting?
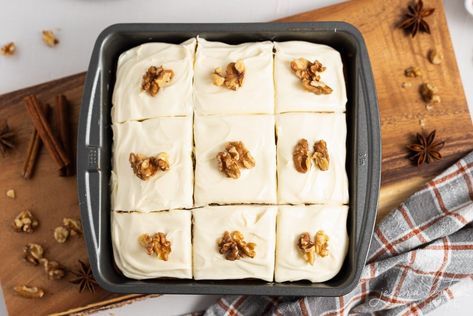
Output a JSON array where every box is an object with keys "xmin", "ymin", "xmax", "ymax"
[
  {"xmin": 216, "ymin": 141, "xmax": 255, "ymax": 179},
  {"xmin": 141, "ymin": 66, "xmax": 174, "ymax": 96},
  {"xmin": 129, "ymin": 152, "xmax": 169, "ymax": 181},
  {"xmin": 297, "ymin": 230, "xmax": 330, "ymax": 265},
  {"xmin": 212, "ymin": 60, "xmax": 245, "ymax": 90},
  {"xmin": 217, "ymin": 230, "xmax": 256, "ymax": 261},
  {"xmin": 293, "ymin": 138, "xmax": 311, "ymax": 173},
  {"xmin": 290, "ymin": 58, "xmax": 332, "ymax": 95},
  {"xmin": 139, "ymin": 232, "xmax": 172, "ymax": 261},
  {"xmin": 312, "ymin": 140, "xmax": 330, "ymax": 171}
]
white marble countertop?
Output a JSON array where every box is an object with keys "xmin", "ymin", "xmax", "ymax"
[{"xmin": 1, "ymin": 0, "xmax": 472, "ymax": 315}]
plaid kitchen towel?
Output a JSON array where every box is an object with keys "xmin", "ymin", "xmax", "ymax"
[{"xmin": 203, "ymin": 152, "xmax": 473, "ymax": 316}]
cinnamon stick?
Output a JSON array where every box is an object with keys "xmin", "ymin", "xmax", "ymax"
[
  {"xmin": 55, "ymin": 95, "xmax": 74, "ymax": 176},
  {"xmin": 22, "ymin": 103, "xmax": 50, "ymax": 179},
  {"xmin": 24, "ymin": 95, "xmax": 70, "ymax": 170}
]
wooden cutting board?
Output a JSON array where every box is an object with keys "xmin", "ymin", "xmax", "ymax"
[{"xmin": 1, "ymin": 0, "xmax": 472, "ymax": 314}]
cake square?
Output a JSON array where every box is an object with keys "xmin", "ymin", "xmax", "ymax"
[
  {"xmin": 112, "ymin": 116, "xmax": 193, "ymax": 212},
  {"xmin": 275, "ymin": 205, "xmax": 349, "ymax": 283},
  {"xmin": 274, "ymin": 41, "xmax": 347, "ymax": 113},
  {"xmin": 193, "ymin": 38, "xmax": 274, "ymax": 115},
  {"xmin": 111, "ymin": 210, "xmax": 192, "ymax": 279},
  {"xmin": 111, "ymin": 38, "xmax": 195, "ymax": 123},
  {"xmin": 276, "ymin": 113, "xmax": 349, "ymax": 204},
  {"xmin": 193, "ymin": 205, "xmax": 277, "ymax": 281},
  {"xmin": 194, "ymin": 114, "xmax": 277, "ymax": 205}
]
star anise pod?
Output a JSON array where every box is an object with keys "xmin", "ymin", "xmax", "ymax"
[
  {"xmin": 0, "ymin": 121, "xmax": 15, "ymax": 156},
  {"xmin": 407, "ymin": 130, "xmax": 444, "ymax": 166},
  {"xmin": 70, "ymin": 260, "xmax": 98, "ymax": 293},
  {"xmin": 399, "ymin": 0, "xmax": 435, "ymax": 37}
]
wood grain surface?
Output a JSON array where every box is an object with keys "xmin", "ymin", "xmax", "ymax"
[{"xmin": 1, "ymin": 0, "xmax": 472, "ymax": 314}]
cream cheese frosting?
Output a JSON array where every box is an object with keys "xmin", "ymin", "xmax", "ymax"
[
  {"xmin": 112, "ymin": 117, "xmax": 193, "ymax": 212},
  {"xmin": 112, "ymin": 210, "xmax": 192, "ymax": 279},
  {"xmin": 193, "ymin": 38, "xmax": 274, "ymax": 115},
  {"xmin": 194, "ymin": 114, "xmax": 277, "ymax": 205},
  {"xmin": 193, "ymin": 205, "xmax": 277, "ymax": 281},
  {"xmin": 275, "ymin": 205, "xmax": 349, "ymax": 283},
  {"xmin": 111, "ymin": 38, "xmax": 195, "ymax": 123},
  {"xmin": 276, "ymin": 113, "xmax": 349, "ymax": 204},
  {"xmin": 274, "ymin": 41, "xmax": 347, "ymax": 113}
]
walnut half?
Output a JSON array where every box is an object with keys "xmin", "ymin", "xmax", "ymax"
[
  {"xmin": 142, "ymin": 66, "xmax": 174, "ymax": 96},
  {"xmin": 14, "ymin": 285, "xmax": 45, "ymax": 299},
  {"xmin": 139, "ymin": 232, "xmax": 172, "ymax": 261},
  {"xmin": 216, "ymin": 141, "xmax": 255, "ymax": 179},
  {"xmin": 24, "ymin": 243, "xmax": 44, "ymax": 265},
  {"xmin": 313, "ymin": 140, "xmax": 330, "ymax": 171},
  {"xmin": 290, "ymin": 58, "xmax": 333, "ymax": 95},
  {"xmin": 212, "ymin": 60, "xmax": 245, "ymax": 90},
  {"xmin": 297, "ymin": 231, "xmax": 330, "ymax": 265},
  {"xmin": 129, "ymin": 152, "xmax": 170, "ymax": 181},
  {"xmin": 293, "ymin": 139, "xmax": 312, "ymax": 173},
  {"xmin": 217, "ymin": 231, "xmax": 256, "ymax": 261},
  {"xmin": 13, "ymin": 210, "xmax": 39, "ymax": 233}
]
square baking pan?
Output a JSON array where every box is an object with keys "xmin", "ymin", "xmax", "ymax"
[{"xmin": 77, "ymin": 22, "xmax": 381, "ymax": 296}]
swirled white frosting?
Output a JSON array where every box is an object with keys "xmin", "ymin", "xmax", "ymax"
[
  {"xmin": 193, "ymin": 205, "xmax": 277, "ymax": 281},
  {"xmin": 274, "ymin": 41, "xmax": 347, "ymax": 113},
  {"xmin": 112, "ymin": 210, "xmax": 192, "ymax": 279},
  {"xmin": 193, "ymin": 38, "xmax": 274, "ymax": 115},
  {"xmin": 194, "ymin": 114, "xmax": 277, "ymax": 206},
  {"xmin": 275, "ymin": 205, "xmax": 349, "ymax": 283},
  {"xmin": 111, "ymin": 117, "xmax": 193, "ymax": 212},
  {"xmin": 276, "ymin": 113, "xmax": 349, "ymax": 204},
  {"xmin": 111, "ymin": 38, "xmax": 195, "ymax": 123}
]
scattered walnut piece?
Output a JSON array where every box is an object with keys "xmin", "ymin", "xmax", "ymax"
[
  {"xmin": 217, "ymin": 231, "xmax": 256, "ymax": 261},
  {"xmin": 313, "ymin": 140, "xmax": 330, "ymax": 171},
  {"xmin": 40, "ymin": 258, "xmax": 66, "ymax": 280},
  {"xmin": 419, "ymin": 118, "xmax": 426, "ymax": 128},
  {"xmin": 216, "ymin": 141, "xmax": 255, "ymax": 179},
  {"xmin": 212, "ymin": 60, "xmax": 245, "ymax": 90},
  {"xmin": 293, "ymin": 139, "xmax": 311, "ymax": 173},
  {"xmin": 141, "ymin": 66, "xmax": 174, "ymax": 96},
  {"xmin": 139, "ymin": 232, "xmax": 172, "ymax": 261},
  {"xmin": 63, "ymin": 217, "xmax": 83, "ymax": 236},
  {"xmin": 13, "ymin": 210, "xmax": 39, "ymax": 233},
  {"xmin": 290, "ymin": 58, "xmax": 333, "ymax": 95},
  {"xmin": 297, "ymin": 232, "xmax": 316, "ymax": 265},
  {"xmin": 54, "ymin": 226, "xmax": 70, "ymax": 243},
  {"xmin": 6, "ymin": 189, "xmax": 16, "ymax": 199},
  {"xmin": 420, "ymin": 83, "xmax": 440, "ymax": 104},
  {"xmin": 42, "ymin": 30, "xmax": 59, "ymax": 47},
  {"xmin": 315, "ymin": 230, "xmax": 329, "ymax": 257},
  {"xmin": 298, "ymin": 231, "xmax": 330, "ymax": 264},
  {"xmin": 405, "ymin": 66, "xmax": 422, "ymax": 78},
  {"xmin": 24, "ymin": 243, "xmax": 44, "ymax": 265},
  {"xmin": 1, "ymin": 42, "xmax": 16, "ymax": 56},
  {"xmin": 13, "ymin": 285, "xmax": 45, "ymax": 299},
  {"xmin": 129, "ymin": 152, "xmax": 169, "ymax": 180},
  {"xmin": 428, "ymin": 48, "xmax": 443, "ymax": 65}
]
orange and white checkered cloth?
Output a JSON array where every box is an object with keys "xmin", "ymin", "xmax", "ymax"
[{"xmin": 202, "ymin": 152, "xmax": 473, "ymax": 316}]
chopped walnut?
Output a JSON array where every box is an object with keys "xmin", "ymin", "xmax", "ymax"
[
  {"xmin": 13, "ymin": 285, "xmax": 45, "ymax": 299},
  {"xmin": 405, "ymin": 66, "xmax": 422, "ymax": 78},
  {"xmin": 297, "ymin": 231, "xmax": 330, "ymax": 264},
  {"xmin": 6, "ymin": 189, "xmax": 16, "ymax": 199},
  {"xmin": 216, "ymin": 141, "xmax": 255, "ymax": 179},
  {"xmin": 24, "ymin": 243, "xmax": 44, "ymax": 265},
  {"xmin": 315, "ymin": 230, "xmax": 329, "ymax": 257},
  {"xmin": 139, "ymin": 232, "xmax": 172, "ymax": 261},
  {"xmin": 428, "ymin": 48, "xmax": 443, "ymax": 65},
  {"xmin": 141, "ymin": 66, "xmax": 174, "ymax": 96},
  {"xmin": 290, "ymin": 58, "xmax": 333, "ymax": 95},
  {"xmin": 54, "ymin": 226, "xmax": 69, "ymax": 243},
  {"xmin": 42, "ymin": 30, "xmax": 59, "ymax": 47},
  {"xmin": 129, "ymin": 152, "xmax": 169, "ymax": 180},
  {"xmin": 217, "ymin": 231, "xmax": 256, "ymax": 261},
  {"xmin": 293, "ymin": 139, "xmax": 312, "ymax": 173},
  {"xmin": 313, "ymin": 140, "xmax": 330, "ymax": 171},
  {"xmin": 1, "ymin": 42, "xmax": 16, "ymax": 56},
  {"xmin": 297, "ymin": 232, "xmax": 316, "ymax": 265},
  {"xmin": 401, "ymin": 81, "xmax": 412, "ymax": 89},
  {"xmin": 40, "ymin": 258, "xmax": 66, "ymax": 280},
  {"xmin": 212, "ymin": 60, "xmax": 245, "ymax": 90},
  {"xmin": 420, "ymin": 83, "xmax": 440, "ymax": 104},
  {"xmin": 13, "ymin": 210, "xmax": 39, "ymax": 233},
  {"xmin": 63, "ymin": 217, "xmax": 83, "ymax": 236}
]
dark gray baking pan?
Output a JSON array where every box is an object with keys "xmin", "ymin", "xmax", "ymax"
[{"xmin": 77, "ymin": 22, "xmax": 381, "ymax": 296}]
